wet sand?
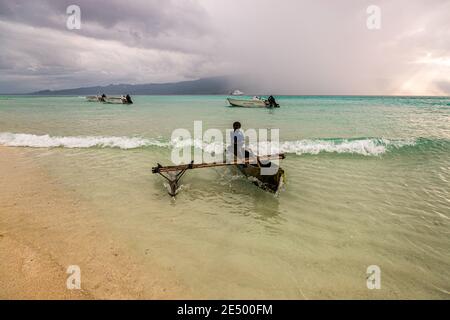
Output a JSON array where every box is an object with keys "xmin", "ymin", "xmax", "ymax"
[{"xmin": 0, "ymin": 146, "xmax": 187, "ymax": 299}]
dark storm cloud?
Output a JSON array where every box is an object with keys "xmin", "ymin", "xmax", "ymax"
[
  {"xmin": 0, "ymin": 0, "xmax": 224, "ymax": 92},
  {"xmin": 0, "ymin": 0, "xmax": 212, "ymax": 52}
]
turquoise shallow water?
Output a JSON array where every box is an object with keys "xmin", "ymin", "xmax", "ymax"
[{"xmin": 0, "ymin": 95, "xmax": 449, "ymax": 298}]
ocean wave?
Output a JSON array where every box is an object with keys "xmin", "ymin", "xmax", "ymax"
[
  {"xmin": 0, "ymin": 132, "xmax": 168, "ymax": 149},
  {"xmin": 275, "ymin": 138, "xmax": 417, "ymax": 156},
  {"xmin": 0, "ymin": 132, "xmax": 418, "ymax": 155}
]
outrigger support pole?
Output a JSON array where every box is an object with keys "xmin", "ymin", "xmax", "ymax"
[
  {"xmin": 152, "ymin": 161, "xmax": 194, "ymax": 196},
  {"xmin": 152, "ymin": 154, "xmax": 285, "ymax": 196}
]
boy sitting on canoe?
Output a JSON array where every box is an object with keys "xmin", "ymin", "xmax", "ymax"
[
  {"xmin": 230, "ymin": 121, "xmax": 273, "ymax": 168},
  {"xmin": 230, "ymin": 121, "xmax": 256, "ymax": 166}
]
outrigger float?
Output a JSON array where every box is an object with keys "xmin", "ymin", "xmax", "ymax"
[{"xmin": 152, "ymin": 154, "xmax": 286, "ymax": 196}]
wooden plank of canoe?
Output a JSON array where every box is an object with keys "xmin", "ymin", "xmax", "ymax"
[{"xmin": 152, "ymin": 154, "xmax": 285, "ymax": 173}]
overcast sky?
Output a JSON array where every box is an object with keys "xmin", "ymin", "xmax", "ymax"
[{"xmin": 0, "ymin": 0, "xmax": 449, "ymax": 94}]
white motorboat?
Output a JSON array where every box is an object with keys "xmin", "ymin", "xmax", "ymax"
[
  {"xmin": 227, "ymin": 97, "xmax": 268, "ymax": 108},
  {"xmin": 230, "ymin": 89, "xmax": 244, "ymax": 96},
  {"xmin": 103, "ymin": 96, "xmax": 127, "ymax": 104},
  {"xmin": 86, "ymin": 94, "xmax": 133, "ymax": 104}
]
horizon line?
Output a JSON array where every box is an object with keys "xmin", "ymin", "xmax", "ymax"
[{"xmin": 1, "ymin": 93, "xmax": 449, "ymax": 98}]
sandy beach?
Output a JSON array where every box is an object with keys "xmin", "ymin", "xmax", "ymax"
[{"xmin": 0, "ymin": 146, "xmax": 187, "ymax": 299}]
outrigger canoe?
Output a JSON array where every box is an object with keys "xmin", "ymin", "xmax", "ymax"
[{"xmin": 152, "ymin": 153, "xmax": 285, "ymax": 196}]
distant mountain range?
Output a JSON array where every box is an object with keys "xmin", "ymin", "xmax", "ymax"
[{"xmin": 31, "ymin": 76, "xmax": 249, "ymax": 95}]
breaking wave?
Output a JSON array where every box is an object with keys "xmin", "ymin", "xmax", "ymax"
[
  {"xmin": 268, "ymin": 138, "xmax": 416, "ymax": 156},
  {"xmin": 0, "ymin": 132, "xmax": 418, "ymax": 156},
  {"xmin": 0, "ymin": 132, "xmax": 168, "ymax": 149}
]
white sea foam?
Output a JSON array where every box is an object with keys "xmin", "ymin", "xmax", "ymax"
[
  {"xmin": 0, "ymin": 132, "xmax": 168, "ymax": 149},
  {"xmin": 233, "ymin": 138, "xmax": 415, "ymax": 156},
  {"xmin": 274, "ymin": 138, "xmax": 416, "ymax": 156},
  {"xmin": 0, "ymin": 132, "xmax": 416, "ymax": 155},
  {"xmin": 170, "ymin": 138, "xmax": 225, "ymax": 154},
  {"xmin": 174, "ymin": 137, "xmax": 416, "ymax": 156}
]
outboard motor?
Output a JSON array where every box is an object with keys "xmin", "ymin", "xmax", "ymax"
[
  {"xmin": 267, "ymin": 95, "xmax": 279, "ymax": 108},
  {"xmin": 126, "ymin": 94, "xmax": 133, "ymax": 104}
]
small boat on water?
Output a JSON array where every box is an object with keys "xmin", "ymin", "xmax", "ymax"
[
  {"xmin": 103, "ymin": 96, "xmax": 133, "ymax": 104},
  {"xmin": 86, "ymin": 94, "xmax": 133, "ymax": 104},
  {"xmin": 230, "ymin": 89, "xmax": 244, "ymax": 96},
  {"xmin": 227, "ymin": 97, "xmax": 267, "ymax": 108},
  {"xmin": 227, "ymin": 96, "xmax": 280, "ymax": 108},
  {"xmin": 152, "ymin": 153, "xmax": 285, "ymax": 197}
]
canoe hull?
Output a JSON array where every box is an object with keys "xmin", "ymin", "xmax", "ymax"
[{"xmin": 238, "ymin": 164, "xmax": 285, "ymax": 193}]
